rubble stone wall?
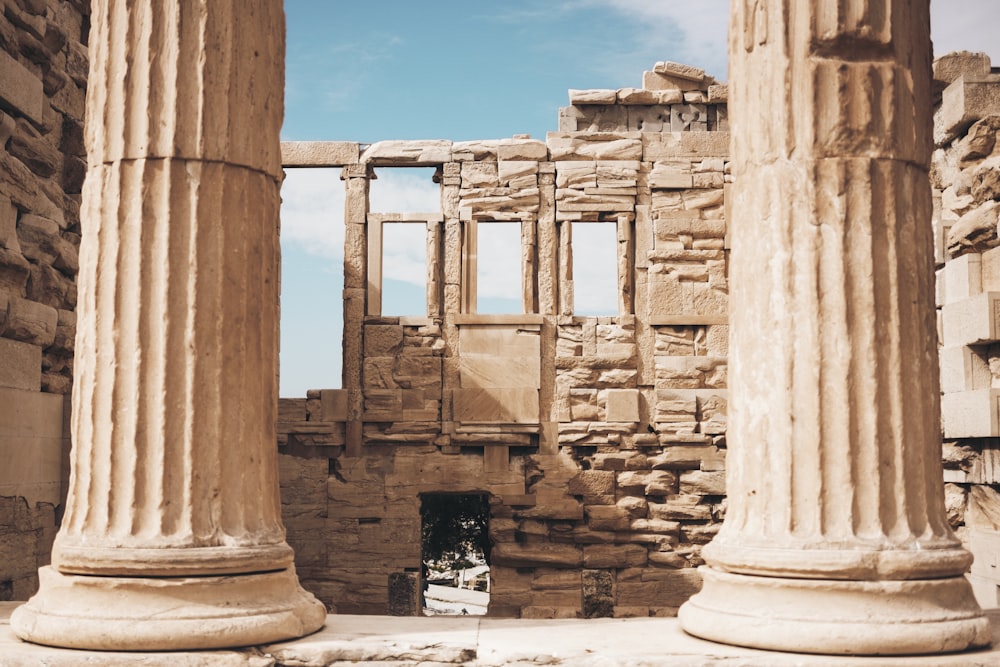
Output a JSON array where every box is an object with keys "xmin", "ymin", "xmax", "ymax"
[{"xmin": 0, "ymin": 0, "xmax": 88, "ymax": 601}]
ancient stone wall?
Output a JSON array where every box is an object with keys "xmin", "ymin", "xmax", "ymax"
[
  {"xmin": 0, "ymin": 0, "xmax": 87, "ymax": 601},
  {"xmin": 278, "ymin": 63, "xmax": 732, "ymax": 617},
  {"xmin": 278, "ymin": 54, "xmax": 1000, "ymax": 619},
  {"xmin": 932, "ymin": 52, "xmax": 1000, "ymax": 608}
]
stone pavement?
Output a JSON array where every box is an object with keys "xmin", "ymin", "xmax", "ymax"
[{"xmin": 3, "ymin": 603, "xmax": 1000, "ymax": 666}]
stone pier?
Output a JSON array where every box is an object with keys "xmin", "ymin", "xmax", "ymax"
[
  {"xmin": 10, "ymin": 0, "xmax": 326, "ymax": 650},
  {"xmin": 679, "ymin": 0, "xmax": 990, "ymax": 655}
]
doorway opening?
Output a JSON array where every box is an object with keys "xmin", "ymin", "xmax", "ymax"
[{"xmin": 419, "ymin": 493, "xmax": 491, "ymax": 616}]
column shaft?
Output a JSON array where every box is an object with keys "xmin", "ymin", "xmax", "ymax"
[
  {"xmin": 12, "ymin": 0, "xmax": 325, "ymax": 650},
  {"xmin": 679, "ymin": 0, "xmax": 990, "ymax": 655}
]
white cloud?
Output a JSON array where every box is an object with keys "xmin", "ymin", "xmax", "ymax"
[
  {"xmin": 588, "ymin": 0, "xmax": 731, "ymax": 80},
  {"xmin": 280, "ymin": 168, "xmax": 345, "ymax": 259}
]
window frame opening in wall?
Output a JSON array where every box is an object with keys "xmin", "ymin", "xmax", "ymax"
[
  {"xmin": 461, "ymin": 216, "xmax": 537, "ymax": 316},
  {"xmin": 365, "ymin": 167, "xmax": 444, "ymax": 322},
  {"xmin": 558, "ymin": 214, "xmax": 634, "ymax": 318},
  {"xmin": 278, "ymin": 167, "xmax": 346, "ymax": 397},
  {"xmin": 367, "ymin": 214, "xmax": 443, "ymax": 319},
  {"xmin": 419, "ymin": 492, "xmax": 492, "ymax": 616}
]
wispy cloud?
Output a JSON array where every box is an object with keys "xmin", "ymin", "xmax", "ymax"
[
  {"xmin": 584, "ymin": 0, "xmax": 730, "ymax": 81},
  {"xmin": 280, "ymin": 168, "xmax": 345, "ymax": 259}
]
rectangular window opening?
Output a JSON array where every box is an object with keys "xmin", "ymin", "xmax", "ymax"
[
  {"xmin": 473, "ymin": 222, "xmax": 523, "ymax": 314},
  {"xmin": 381, "ymin": 222, "xmax": 428, "ymax": 316},
  {"xmin": 572, "ymin": 223, "xmax": 619, "ymax": 317},
  {"xmin": 279, "ymin": 167, "xmax": 344, "ymax": 397},
  {"xmin": 369, "ymin": 167, "xmax": 440, "ymax": 213}
]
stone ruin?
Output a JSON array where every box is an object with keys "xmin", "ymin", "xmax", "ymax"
[{"xmin": 0, "ymin": 0, "xmax": 997, "ymax": 658}]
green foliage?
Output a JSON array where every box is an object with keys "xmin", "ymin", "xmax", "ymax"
[{"xmin": 420, "ymin": 494, "xmax": 491, "ymax": 569}]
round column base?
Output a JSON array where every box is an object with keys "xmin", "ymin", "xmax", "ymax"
[
  {"xmin": 10, "ymin": 565, "xmax": 327, "ymax": 651},
  {"xmin": 679, "ymin": 566, "xmax": 991, "ymax": 656}
]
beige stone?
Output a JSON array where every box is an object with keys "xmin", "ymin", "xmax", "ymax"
[
  {"xmin": 281, "ymin": 141, "xmax": 360, "ymax": 166},
  {"xmin": 12, "ymin": 0, "xmax": 325, "ymax": 650},
  {"xmin": 680, "ymin": 0, "xmax": 989, "ymax": 655}
]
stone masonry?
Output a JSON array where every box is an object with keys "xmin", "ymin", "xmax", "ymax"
[
  {"xmin": 277, "ymin": 53, "xmax": 1000, "ymax": 621},
  {"xmin": 0, "ymin": 0, "xmax": 87, "ymax": 603},
  {"xmin": 934, "ymin": 51, "xmax": 1000, "ymax": 608},
  {"xmin": 0, "ymin": 1, "xmax": 998, "ymax": 631}
]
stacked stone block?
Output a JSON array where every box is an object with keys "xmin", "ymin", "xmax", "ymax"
[
  {"xmin": 0, "ymin": 0, "xmax": 87, "ymax": 601},
  {"xmin": 933, "ymin": 52, "xmax": 1000, "ymax": 608},
  {"xmin": 276, "ymin": 62, "xmax": 731, "ymax": 617}
]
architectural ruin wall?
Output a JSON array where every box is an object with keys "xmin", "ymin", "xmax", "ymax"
[
  {"xmin": 274, "ymin": 54, "xmax": 1000, "ymax": 617},
  {"xmin": 0, "ymin": 2, "xmax": 998, "ymax": 620},
  {"xmin": 933, "ymin": 52, "xmax": 1000, "ymax": 607},
  {"xmin": 0, "ymin": 0, "xmax": 87, "ymax": 602}
]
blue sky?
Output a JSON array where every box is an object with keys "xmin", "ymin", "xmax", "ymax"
[{"xmin": 278, "ymin": 1, "xmax": 1000, "ymax": 397}]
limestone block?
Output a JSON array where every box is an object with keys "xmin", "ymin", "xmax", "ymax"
[
  {"xmin": 497, "ymin": 140, "xmax": 548, "ymax": 161},
  {"xmin": 360, "ymin": 140, "xmax": 452, "ymax": 166},
  {"xmin": 612, "ymin": 88, "xmax": 654, "ymax": 106},
  {"xmin": 0, "ymin": 387, "xmax": 65, "ymax": 505},
  {"xmin": 583, "ymin": 544, "xmax": 647, "ymax": 568},
  {"xmin": 942, "ymin": 292, "xmax": 1000, "ymax": 346},
  {"xmin": 555, "ymin": 162, "xmax": 597, "ymax": 188},
  {"xmin": 627, "ymin": 106, "xmax": 672, "ymax": 132},
  {"xmin": 0, "ymin": 336, "xmax": 40, "ymax": 391},
  {"xmin": 498, "ymin": 160, "xmax": 538, "ymax": 187},
  {"xmin": 943, "ymin": 253, "xmax": 983, "ymax": 304},
  {"xmin": 642, "ymin": 132, "xmax": 729, "ymax": 160},
  {"xmin": 491, "ymin": 543, "xmax": 582, "ymax": 568},
  {"xmin": 452, "ymin": 387, "xmax": 539, "ymax": 424},
  {"xmin": 568, "ymin": 89, "xmax": 617, "ymax": 105},
  {"xmin": 934, "ymin": 52, "xmax": 992, "ymax": 86},
  {"xmin": 364, "ymin": 324, "xmax": 404, "ymax": 356},
  {"xmin": 971, "ymin": 155, "xmax": 1000, "ymax": 204},
  {"xmin": 942, "ymin": 390, "xmax": 1000, "ymax": 438},
  {"xmin": 707, "ymin": 85, "xmax": 728, "ymax": 103},
  {"xmin": 605, "ymin": 388, "xmax": 640, "ymax": 422},
  {"xmin": 546, "ymin": 132, "xmax": 643, "ymax": 161},
  {"xmin": 643, "ymin": 72, "xmax": 704, "ymax": 93},
  {"xmin": 940, "ymin": 346, "xmax": 991, "ymax": 393},
  {"xmin": 947, "ymin": 200, "xmax": 998, "ymax": 256},
  {"xmin": 461, "ymin": 161, "xmax": 499, "ymax": 188},
  {"xmin": 321, "ymin": 390, "xmax": 348, "ymax": 421},
  {"xmin": 938, "ymin": 77, "xmax": 1000, "ymax": 145},
  {"xmin": 0, "ymin": 50, "xmax": 43, "ymax": 123},
  {"xmin": 617, "ymin": 569, "xmax": 702, "ymax": 608},
  {"xmin": 654, "ymin": 61, "xmax": 706, "ymax": 83},
  {"xmin": 568, "ymin": 470, "xmax": 615, "ymax": 500},
  {"xmin": 679, "ymin": 470, "xmax": 726, "ymax": 496},
  {"xmin": 981, "ymin": 246, "xmax": 1000, "ymax": 292},
  {"xmin": 585, "ymin": 505, "xmax": 631, "ymax": 531},
  {"xmin": 280, "ymin": 141, "xmax": 359, "ymax": 166},
  {"xmin": 3, "ymin": 297, "xmax": 57, "ymax": 347},
  {"xmin": 670, "ymin": 105, "xmax": 708, "ymax": 132},
  {"xmin": 958, "ymin": 116, "xmax": 1000, "ymax": 164},
  {"xmin": 650, "ymin": 166, "xmax": 694, "ymax": 189}
]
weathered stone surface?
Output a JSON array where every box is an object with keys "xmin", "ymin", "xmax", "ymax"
[{"xmin": 681, "ymin": 0, "xmax": 990, "ymax": 656}]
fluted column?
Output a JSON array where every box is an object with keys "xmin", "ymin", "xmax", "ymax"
[
  {"xmin": 679, "ymin": 0, "xmax": 990, "ymax": 655},
  {"xmin": 11, "ymin": 0, "xmax": 326, "ymax": 650}
]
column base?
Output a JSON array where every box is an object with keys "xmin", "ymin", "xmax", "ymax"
[
  {"xmin": 679, "ymin": 566, "xmax": 991, "ymax": 655},
  {"xmin": 10, "ymin": 565, "xmax": 327, "ymax": 651}
]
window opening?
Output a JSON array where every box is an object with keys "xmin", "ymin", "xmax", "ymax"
[
  {"xmin": 572, "ymin": 223, "xmax": 619, "ymax": 316},
  {"xmin": 380, "ymin": 222, "xmax": 428, "ymax": 316},
  {"xmin": 474, "ymin": 222, "xmax": 523, "ymax": 314},
  {"xmin": 369, "ymin": 167, "xmax": 440, "ymax": 213},
  {"xmin": 279, "ymin": 168, "xmax": 344, "ymax": 396},
  {"xmin": 420, "ymin": 493, "xmax": 490, "ymax": 616}
]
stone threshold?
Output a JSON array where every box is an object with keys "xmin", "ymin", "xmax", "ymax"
[{"xmin": 3, "ymin": 603, "xmax": 999, "ymax": 666}]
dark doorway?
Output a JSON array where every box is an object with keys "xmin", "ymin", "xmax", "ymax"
[{"xmin": 419, "ymin": 493, "xmax": 490, "ymax": 616}]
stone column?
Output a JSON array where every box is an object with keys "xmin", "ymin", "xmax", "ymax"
[
  {"xmin": 11, "ymin": 0, "xmax": 326, "ymax": 650},
  {"xmin": 679, "ymin": 0, "xmax": 990, "ymax": 655}
]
